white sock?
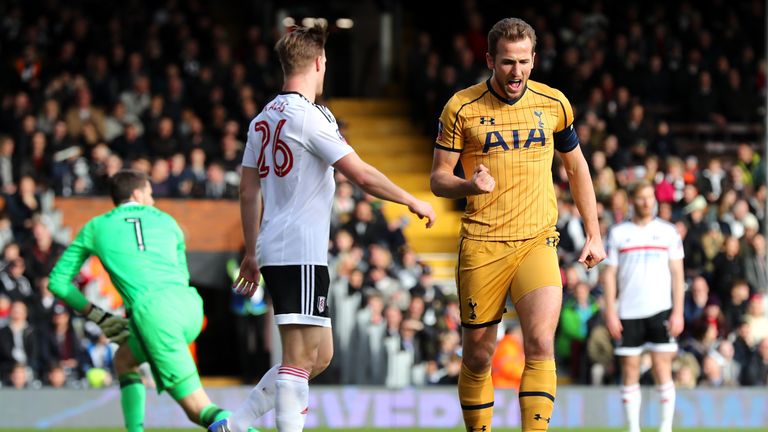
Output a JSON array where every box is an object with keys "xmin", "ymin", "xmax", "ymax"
[
  {"xmin": 275, "ymin": 366, "xmax": 310, "ymax": 432},
  {"xmin": 657, "ymin": 381, "xmax": 675, "ymax": 432},
  {"xmin": 621, "ymin": 384, "xmax": 642, "ymax": 432},
  {"xmin": 228, "ymin": 364, "xmax": 280, "ymax": 432}
]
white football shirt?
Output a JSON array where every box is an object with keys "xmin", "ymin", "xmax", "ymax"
[
  {"xmin": 242, "ymin": 92, "xmax": 354, "ymax": 266},
  {"xmin": 604, "ymin": 218, "xmax": 684, "ymax": 319}
]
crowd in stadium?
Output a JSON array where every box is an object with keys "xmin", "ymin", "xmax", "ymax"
[{"xmin": 0, "ymin": 0, "xmax": 767, "ymax": 390}]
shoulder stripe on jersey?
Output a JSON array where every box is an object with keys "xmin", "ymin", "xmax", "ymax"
[
  {"xmin": 527, "ymin": 87, "xmax": 567, "ymax": 129},
  {"xmin": 451, "ymin": 90, "xmax": 489, "ymax": 149},
  {"xmin": 313, "ymin": 105, "xmax": 334, "ymax": 123}
]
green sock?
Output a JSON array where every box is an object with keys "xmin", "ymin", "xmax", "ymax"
[
  {"xmin": 119, "ymin": 372, "xmax": 146, "ymax": 432},
  {"xmin": 199, "ymin": 403, "xmax": 231, "ymax": 428}
]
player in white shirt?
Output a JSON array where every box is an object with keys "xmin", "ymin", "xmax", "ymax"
[
  {"xmin": 602, "ymin": 181, "xmax": 685, "ymax": 432},
  {"xmin": 209, "ymin": 23, "xmax": 436, "ymax": 432}
]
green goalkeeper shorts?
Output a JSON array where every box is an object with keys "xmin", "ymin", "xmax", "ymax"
[{"xmin": 127, "ymin": 288, "xmax": 204, "ymax": 399}]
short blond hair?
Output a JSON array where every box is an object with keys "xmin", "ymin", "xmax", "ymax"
[
  {"xmin": 630, "ymin": 180, "xmax": 655, "ymax": 198},
  {"xmin": 275, "ymin": 23, "xmax": 328, "ymax": 76},
  {"xmin": 487, "ymin": 18, "xmax": 537, "ymax": 57}
]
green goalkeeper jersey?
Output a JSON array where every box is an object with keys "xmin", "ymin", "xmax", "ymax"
[{"xmin": 49, "ymin": 203, "xmax": 193, "ymax": 311}]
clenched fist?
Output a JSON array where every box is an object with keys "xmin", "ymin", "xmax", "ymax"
[{"xmin": 471, "ymin": 164, "xmax": 496, "ymax": 194}]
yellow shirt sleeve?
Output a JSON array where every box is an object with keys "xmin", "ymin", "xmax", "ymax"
[
  {"xmin": 555, "ymin": 90, "xmax": 575, "ymax": 132},
  {"xmin": 436, "ymin": 95, "xmax": 465, "ymax": 152}
]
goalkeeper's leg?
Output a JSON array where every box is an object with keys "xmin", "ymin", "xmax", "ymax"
[{"xmin": 114, "ymin": 346, "xmax": 146, "ymax": 432}]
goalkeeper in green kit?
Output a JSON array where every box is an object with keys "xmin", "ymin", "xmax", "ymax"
[{"xmin": 49, "ymin": 169, "xmax": 233, "ymax": 431}]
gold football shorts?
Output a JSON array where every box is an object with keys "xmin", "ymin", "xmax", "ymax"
[{"xmin": 457, "ymin": 229, "xmax": 562, "ymax": 328}]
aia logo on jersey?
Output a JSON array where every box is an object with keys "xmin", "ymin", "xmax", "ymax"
[
  {"xmin": 317, "ymin": 296, "xmax": 326, "ymax": 313},
  {"xmin": 436, "ymin": 120, "xmax": 444, "ymax": 141},
  {"xmin": 483, "ymin": 129, "xmax": 546, "ymax": 153}
]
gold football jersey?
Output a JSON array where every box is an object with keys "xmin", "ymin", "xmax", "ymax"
[{"xmin": 436, "ymin": 79, "xmax": 577, "ymax": 241}]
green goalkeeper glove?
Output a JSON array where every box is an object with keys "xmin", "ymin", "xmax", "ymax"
[{"xmin": 86, "ymin": 305, "xmax": 130, "ymax": 344}]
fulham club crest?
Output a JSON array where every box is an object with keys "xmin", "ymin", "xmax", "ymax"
[{"xmin": 317, "ymin": 296, "xmax": 326, "ymax": 313}]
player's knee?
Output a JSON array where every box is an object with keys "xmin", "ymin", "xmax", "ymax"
[
  {"xmin": 524, "ymin": 333, "xmax": 555, "ymax": 358},
  {"xmin": 463, "ymin": 347, "xmax": 493, "ymax": 372}
]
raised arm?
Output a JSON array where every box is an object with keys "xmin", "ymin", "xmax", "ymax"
[{"xmin": 333, "ymin": 152, "xmax": 435, "ymax": 228}]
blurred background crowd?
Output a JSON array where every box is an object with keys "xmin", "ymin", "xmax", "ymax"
[{"xmin": 0, "ymin": 0, "xmax": 767, "ymax": 390}]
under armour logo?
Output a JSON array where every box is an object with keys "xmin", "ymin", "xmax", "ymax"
[
  {"xmin": 468, "ymin": 298, "xmax": 478, "ymax": 320},
  {"xmin": 545, "ymin": 237, "xmax": 559, "ymax": 248},
  {"xmin": 533, "ymin": 110, "xmax": 544, "ymax": 128},
  {"xmin": 534, "ymin": 413, "xmax": 551, "ymax": 423},
  {"xmin": 480, "ymin": 117, "xmax": 495, "ymax": 125},
  {"xmin": 468, "ymin": 426, "xmax": 488, "ymax": 432}
]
